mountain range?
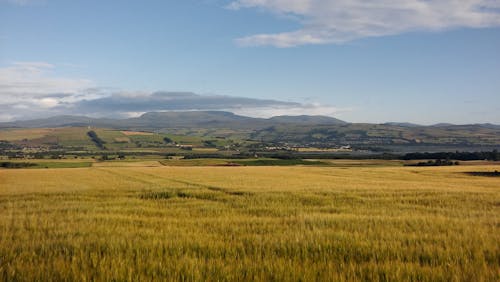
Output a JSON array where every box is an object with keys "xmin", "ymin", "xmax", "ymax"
[
  {"xmin": 0, "ymin": 111, "xmax": 347, "ymax": 129},
  {"xmin": 1, "ymin": 111, "xmax": 499, "ymax": 130}
]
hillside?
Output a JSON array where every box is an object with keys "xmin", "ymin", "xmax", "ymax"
[
  {"xmin": 0, "ymin": 111, "xmax": 346, "ymax": 130},
  {"xmin": 251, "ymin": 123, "xmax": 500, "ymax": 148},
  {"xmin": 1, "ymin": 111, "xmax": 499, "ymax": 153}
]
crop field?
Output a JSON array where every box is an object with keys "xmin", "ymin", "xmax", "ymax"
[
  {"xmin": 0, "ymin": 128, "xmax": 56, "ymax": 141},
  {"xmin": 0, "ymin": 164, "xmax": 499, "ymax": 281}
]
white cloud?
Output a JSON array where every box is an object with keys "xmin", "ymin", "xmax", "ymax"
[
  {"xmin": 0, "ymin": 113, "xmax": 15, "ymax": 122},
  {"xmin": 37, "ymin": 97, "xmax": 59, "ymax": 108},
  {"xmin": 229, "ymin": 0, "xmax": 500, "ymax": 47},
  {"xmin": 232, "ymin": 103, "xmax": 352, "ymax": 118},
  {"xmin": 0, "ymin": 63, "xmax": 347, "ymax": 121},
  {"xmin": 0, "ymin": 62, "xmax": 96, "ymax": 121},
  {"xmin": 0, "ymin": 62, "xmax": 349, "ymax": 122},
  {"xmin": 0, "ymin": 62, "xmax": 93, "ymax": 104}
]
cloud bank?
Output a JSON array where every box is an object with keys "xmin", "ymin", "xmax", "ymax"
[
  {"xmin": 0, "ymin": 62, "xmax": 342, "ymax": 121},
  {"xmin": 228, "ymin": 0, "xmax": 500, "ymax": 47}
]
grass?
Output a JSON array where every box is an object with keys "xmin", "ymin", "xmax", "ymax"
[
  {"xmin": 158, "ymin": 158, "xmax": 332, "ymax": 167},
  {"xmin": 321, "ymin": 159, "xmax": 406, "ymax": 167},
  {"xmin": 0, "ymin": 160, "xmax": 93, "ymax": 169},
  {"xmin": 29, "ymin": 161, "xmax": 93, "ymax": 169},
  {"xmin": 0, "ymin": 127, "xmax": 97, "ymax": 149},
  {"xmin": 0, "ymin": 164, "xmax": 499, "ymax": 281},
  {"xmin": 93, "ymin": 160, "xmax": 164, "ymax": 167},
  {"xmin": 121, "ymin": 131, "xmax": 154, "ymax": 136},
  {"xmin": 232, "ymin": 158, "xmax": 329, "ymax": 166},
  {"xmin": 0, "ymin": 128, "xmax": 54, "ymax": 141},
  {"xmin": 159, "ymin": 158, "xmax": 231, "ymax": 166}
]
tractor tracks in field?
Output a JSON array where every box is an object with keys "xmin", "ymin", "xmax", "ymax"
[
  {"xmin": 96, "ymin": 168, "xmax": 251, "ymax": 198},
  {"xmin": 95, "ymin": 167, "xmax": 159, "ymax": 186}
]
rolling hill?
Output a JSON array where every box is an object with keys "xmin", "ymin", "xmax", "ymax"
[{"xmin": 1, "ymin": 111, "xmax": 499, "ymax": 151}]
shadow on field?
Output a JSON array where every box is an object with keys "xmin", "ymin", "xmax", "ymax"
[
  {"xmin": 139, "ymin": 187, "xmax": 250, "ymax": 203},
  {"xmin": 464, "ymin": 171, "xmax": 500, "ymax": 177}
]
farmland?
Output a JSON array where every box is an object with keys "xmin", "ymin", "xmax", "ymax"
[
  {"xmin": 0, "ymin": 163, "xmax": 499, "ymax": 281},
  {"xmin": 2, "ymin": 119, "xmax": 500, "ymax": 160},
  {"xmin": 0, "ymin": 127, "xmax": 249, "ymax": 162}
]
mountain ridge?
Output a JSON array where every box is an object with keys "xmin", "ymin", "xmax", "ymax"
[
  {"xmin": 1, "ymin": 111, "xmax": 498, "ymax": 130},
  {"xmin": 0, "ymin": 111, "xmax": 347, "ymax": 129}
]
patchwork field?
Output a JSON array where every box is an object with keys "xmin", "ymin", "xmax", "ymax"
[
  {"xmin": 0, "ymin": 127, "xmax": 220, "ymax": 151},
  {"xmin": 0, "ymin": 164, "xmax": 499, "ymax": 281}
]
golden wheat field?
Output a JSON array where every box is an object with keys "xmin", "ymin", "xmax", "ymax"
[{"xmin": 0, "ymin": 164, "xmax": 499, "ymax": 281}]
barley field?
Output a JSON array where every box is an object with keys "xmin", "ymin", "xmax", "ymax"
[{"xmin": 0, "ymin": 164, "xmax": 499, "ymax": 281}]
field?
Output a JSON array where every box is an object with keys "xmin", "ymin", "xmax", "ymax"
[
  {"xmin": 0, "ymin": 127, "xmax": 226, "ymax": 151},
  {"xmin": 0, "ymin": 163, "xmax": 499, "ymax": 281}
]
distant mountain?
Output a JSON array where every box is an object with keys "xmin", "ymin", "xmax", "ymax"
[
  {"xmin": 0, "ymin": 115, "xmax": 105, "ymax": 128},
  {"xmin": 130, "ymin": 111, "xmax": 253, "ymax": 128},
  {"xmin": 477, "ymin": 123, "xmax": 500, "ymax": 130},
  {"xmin": 269, "ymin": 115, "xmax": 346, "ymax": 125},
  {"xmin": 0, "ymin": 115, "xmax": 120, "ymax": 129},
  {"xmin": 432, "ymin": 123, "xmax": 455, "ymax": 127},
  {"xmin": 0, "ymin": 111, "xmax": 347, "ymax": 130},
  {"xmin": 383, "ymin": 122, "xmax": 422, "ymax": 127}
]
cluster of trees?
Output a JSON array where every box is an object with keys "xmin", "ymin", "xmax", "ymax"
[
  {"xmin": 98, "ymin": 154, "xmax": 126, "ymax": 161},
  {"xmin": 401, "ymin": 150, "xmax": 499, "ymax": 161},
  {"xmin": 0, "ymin": 141, "xmax": 18, "ymax": 150},
  {"xmin": 407, "ymin": 159, "xmax": 459, "ymax": 167},
  {"xmin": 0, "ymin": 162, "xmax": 36, "ymax": 168},
  {"xmin": 203, "ymin": 140, "xmax": 217, "ymax": 148},
  {"xmin": 87, "ymin": 131, "xmax": 106, "ymax": 149}
]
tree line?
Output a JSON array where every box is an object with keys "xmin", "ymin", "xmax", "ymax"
[{"xmin": 401, "ymin": 150, "xmax": 499, "ymax": 161}]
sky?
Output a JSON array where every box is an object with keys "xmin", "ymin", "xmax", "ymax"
[{"xmin": 1, "ymin": 0, "xmax": 500, "ymax": 124}]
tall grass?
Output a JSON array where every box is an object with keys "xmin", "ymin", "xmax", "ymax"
[{"xmin": 0, "ymin": 165, "xmax": 499, "ymax": 281}]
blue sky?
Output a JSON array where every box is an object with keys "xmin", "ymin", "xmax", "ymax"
[{"xmin": 1, "ymin": 0, "xmax": 500, "ymax": 124}]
